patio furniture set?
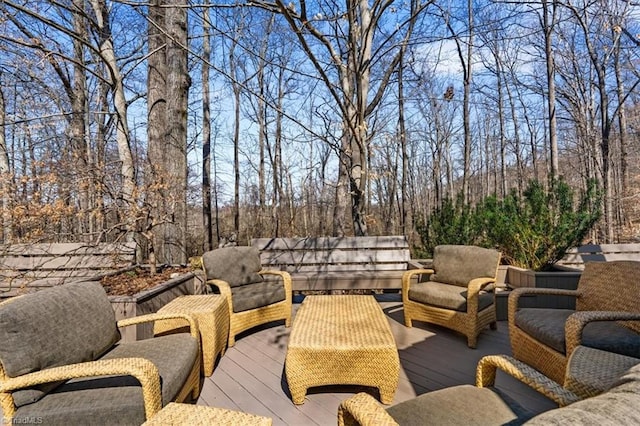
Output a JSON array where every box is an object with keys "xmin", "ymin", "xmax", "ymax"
[{"xmin": 0, "ymin": 242, "xmax": 638, "ymax": 425}]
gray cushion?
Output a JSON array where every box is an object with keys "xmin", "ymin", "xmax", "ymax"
[
  {"xmin": 230, "ymin": 280, "xmax": 286, "ymax": 313},
  {"xmin": 408, "ymin": 281, "xmax": 494, "ymax": 312},
  {"xmin": 202, "ymin": 246, "xmax": 263, "ymax": 287},
  {"xmin": 0, "ymin": 282, "xmax": 120, "ymax": 407},
  {"xmin": 516, "ymin": 308, "xmax": 640, "ymax": 357},
  {"xmin": 13, "ymin": 333, "xmax": 198, "ymax": 426},
  {"xmin": 431, "ymin": 245, "xmax": 500, "ymax": 288},
  {"xmin": 387, "ymin": 384, "xmax": 533, "ymax": 425},
  {"xmin": 525, "ymin": 364, "xmax": 640, "ymax": 425}
]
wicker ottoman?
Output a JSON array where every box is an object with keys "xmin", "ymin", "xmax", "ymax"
[
  {"xmin": 154, "ymin": 295, "xmax": 229, "ymax": 377},
  {"xmin": 142, "ymin": 403, "xmax": 272, "ymax": 425},
  {"xmin": 285, "ymin": 295, "xmax": 400, "ymax": 405}
]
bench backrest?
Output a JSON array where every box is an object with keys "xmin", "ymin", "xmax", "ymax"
[
  {"xmin": 251, "ymin": 236, "xmax": 410, "ymax": 274},
  {"xmin": 0, "ymin": 242, "xmax": 136, "ymax": 297}
]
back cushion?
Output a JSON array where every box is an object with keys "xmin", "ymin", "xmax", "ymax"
[
  {"xmin": 202, "ymin": 246, "xmax": 264, "ymax": 288},
  {"xmin": 0, "ymin": 281, "xmax": 120, "ymax": 406},
  {"xmin": 431, "ymin": 245, "xmax": 501, "ymax": 287}
]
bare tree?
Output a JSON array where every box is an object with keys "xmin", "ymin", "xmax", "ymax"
[
  {"xmin": 147, "ymin": 0, "xmax": 190, "ymax": 264},
  {"xmin": 0, "ymin": 76, "xmax": 11, "ymax": 242},
  {"xmin": 201, "ymin": 2, "xmax": 214, "ymax": 251},
  {"xmin": 251, "ymin": 0, "xmax": 429, "ymax": 236}
]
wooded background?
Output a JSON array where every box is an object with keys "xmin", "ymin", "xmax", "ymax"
[{"xmin": 0, "ymin": 0, "xmax": 638, "ymax": 264}]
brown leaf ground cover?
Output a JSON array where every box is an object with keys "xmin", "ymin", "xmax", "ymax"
[{"xmin": 101, "ymin": 265, "xmax": 193, "ymax": 296}]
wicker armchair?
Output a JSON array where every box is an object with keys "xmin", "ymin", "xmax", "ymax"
[
  {"xmin": 508, "ymin": 260, "xmax": 640, "ymax": 384},
  {"xmin": 338, "ymin": 352, "xmax": 640, "ymax": 426},
  {"xmin": 402, "ymin": 245, "xmax": 501, "ymax": 348},
  {"xmin": 338, "ymin": 354, "xmax": 583, "ymax": 426},
  {"xmin": 202, "ymin": 246, "xmax": 292, "ymax": 347},
  {"xmin": 0, "ymin": 282, "xmax": 201, "ymax": 425}
]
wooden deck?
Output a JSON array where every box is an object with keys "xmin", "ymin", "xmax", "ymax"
[{"xmin": 196, "ymin": 294, "xmax": 557, "ymax": 425}]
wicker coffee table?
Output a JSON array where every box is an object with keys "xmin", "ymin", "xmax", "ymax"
[
  {"xmin": 285, "ymin": 295, "xmax": 399, "ymax": 405},
  {"xmin": 154, "ymin": 295, "xmax": 229, "ymax": 377}
]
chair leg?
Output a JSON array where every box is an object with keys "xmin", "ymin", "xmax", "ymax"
[
  {"xmin": 404, "ymin": 314, "xmax": 412, "ymax": 328},
  {"xmin": 467, "ymin": 335, "xmax": 477, "ymax": 349}
]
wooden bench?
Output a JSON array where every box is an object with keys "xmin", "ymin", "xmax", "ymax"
[
  {"xmin": 558, "ymin": 243, "xmax": 640, "ymax": 269},
  {"xmin": 0, "ymin": 242, "xmax": 137, "ymax": 298},
  {"xmin": 250, "ymin": 236, "xmax": 416, "ymax": 292}
]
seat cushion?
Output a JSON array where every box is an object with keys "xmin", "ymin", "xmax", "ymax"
[
  {"xmin": 408, "ymin": 281, "xmax": 494, "ymax": 312},
  {"xmin": 231, "ymin": 279, "xmax": 286, "ymax": 313},
  {"xmin": 203, "ymin": 246, "xmax": 263, "ymax": 287},
  {"xmin": 515, "ymin": 308, "xmax": 640, "ymax": 357},
  {"xmin": 0, "ymin": 282, "xmax": 120, "ymax": 407},
  {"xmin": 431, "ymin": 245, "xmax": 500, "ymax": 287},
  {"xmin": 13, "ymin": 333, "xmax": 198, "ymax": 426},
  {"xmin": 387, "ymin": 384, "xmax": 533, "ymax": 425}
]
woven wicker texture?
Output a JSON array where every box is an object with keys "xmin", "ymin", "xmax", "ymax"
[
  {"xmin": 285, "ymin": 295, "xmax": 399, "ymax": 405},
  {"xmin": 154, "ymin": 295, "xmax": 229, "ymax": 377},
  {"xmin": 508, "ymin": 261, "xmax": 640, "ymax": 384},
  {"xmin": 564, "ymin": 345, "xmax": 640, "ymax": 399},
  {"xmin": 337, "ymin": 354, "xmax": 586, "ymax": 425},
  {"xmin": 476, "ymin": 355, "xmax": 580, "ymax": 407},
  {"xmin": 338, "ymin": 392, "xmax": 398, "ymax": 426},
  {"xmin": 117, "ymin": 312, "xmax": 202, "ymax": 401},
  {"xmin": 207, "ymin": 269, "xmax": 292, "ymax": 347},
  {"xmin": 0, "ymin": 358, "xmax": 163, "ymax": 422},
  {"xmin": 402, "ymin": 264, "xmax": 499, "ymax": 348},
  {"xmin": 142, "ymin": 402, "xmax": 272, "ymax": 425},
  {"xmin": 1, "ymin": 309, "xmax": 202, "ymax": 422}
]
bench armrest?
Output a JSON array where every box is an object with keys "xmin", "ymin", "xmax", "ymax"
[
  {"xmin": 338, "ymin": 392, "xmax": 398, "ymax": 426},
  {"xmin": 565, "ymin": 311, "xmax": 640, "ymax": 355},
  {"xmin": 508, "ymin": 287, "xmax": 581, "ymax": 325},
  {"xmin": 476, "ymin": 355, "xmax": 580, "ymax": 407},
  {"xmin": 0, "ymin": 358, "xmax": 162, "ymax": 421},
  {"xmin": 259, "ymin": 269, "xmax": 293, "ymax": 295},
  {"xmin": 118, "ymin": 313, "xmax": 200, "ymax": 341},
  {"xmin": 401, "ymin": 268, "xmax": 434, "ymax": 295}
]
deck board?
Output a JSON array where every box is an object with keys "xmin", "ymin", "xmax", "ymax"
[{"xmin": 197, "ymin": 295, "xmax": 558, "ymax": 425}]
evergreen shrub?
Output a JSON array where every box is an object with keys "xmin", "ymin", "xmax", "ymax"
[{"xmin": 415, "ymin": 179, "xmax": 601, "ymax": 271}]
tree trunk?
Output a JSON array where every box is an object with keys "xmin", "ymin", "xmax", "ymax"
[
  {"xmin": 543, "ymin": 0, "xmax": 559, "ymax": 181},
  {"xmin": 462, "ymin": 0, "xmax": 473, "ymax": 203},
  {"xmin": 91, "ymin": 0, "xmax": 136, "ymax": 229},
  {"xmin": 202, "ymin": 3, "xmax": 213, "ymax": 251},
  {"xmin": 147, "ymin": 0, "xmax": 189, "ymax": 264},
  {"xmin": 0, "ymin": 79, "xmax": 12, "ymax": 243},
  {"xmin": 164, "ymin": 1, "xmax": 189, "ymax": 263},
  {"xmin": 146, "ymin": 0, "xmax": 166, "ymax": 265},
  {"xmin": 71, "ymin": 0, "xmax": 90, "ymax": 239}
]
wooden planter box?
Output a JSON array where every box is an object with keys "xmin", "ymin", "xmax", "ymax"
[
  {"xmin": 103, "ymin": 268, "xmax": 205, "ymax": 342},
  {"xmin": 494, "ymin": 265, "xmax": 582, "ymax": 320}
]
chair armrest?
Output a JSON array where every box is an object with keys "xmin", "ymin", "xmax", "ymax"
[
  {"xmin": 0, "ymin": 358, "xmax": 162, "ymax": 420},
  {"xmin": 565, "ymin": 311, "xmax": 640, "ymax": 356},
  {"xmin": 401, "ymin": 268, "xmax": 434, "ymax": 301},
  {"xmin": 508, "ymin": 287, "xmax": 581, "ymax": 326},
  {"xmin": 465, "ymin": 277, "xmax": 498, "ymax": 314},
  {"xmin": 476, "ymin": 355, "xmax": 580, "ymax": 407},
  {"xmin": 118, "ymin": 313, "xmax": 200, "ymax": 341},
  {"xmin": 259, "ymin": 269, "xmax": 293, "ymax": 296},
  {"xmin": 207, "ymin": 279, "xmax": 233, "ymax": 316},
  {"xmin": 338, "ymin": 392, "xmax": 399, "ymax": 426}
]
